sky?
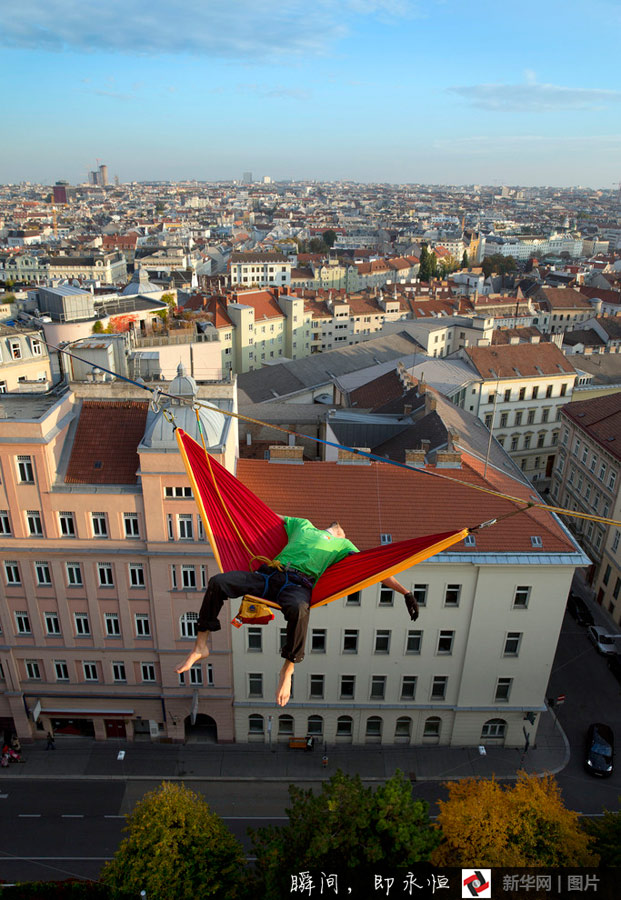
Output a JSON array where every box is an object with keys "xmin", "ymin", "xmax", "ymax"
[{"xmin": 2, "ymin": 0, "xmax": 621, "ymax": 187}]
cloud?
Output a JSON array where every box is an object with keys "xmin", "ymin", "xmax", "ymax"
[
  {"xmin": 0, "ymin": 0, "xmax": 417, "ymax": 59},
  {"xmin": 448, "ymin": 78, "xmax": 621, "ymax": 112}
]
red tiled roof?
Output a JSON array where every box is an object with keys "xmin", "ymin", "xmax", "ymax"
[
  {"xmin": 538, "ymin": 287, "xmax": 592, "ymax": 310},
  {"xmin": 236, "ymin": 455, "xmax": 575, "ymax": 554},
  {"xmin": 579, "ymin": 286, "xmax": 621, "ymax": 306},
  {"xmin": 233, "ymin": 290, "xmax": 284, "ymax": 320},
  {"xmin": 65, "ymin": 401, "xmax": 149, "ymax": 484},
  {"xmin": 465, "ymin": 342, "xmax": 576, "ymax": 379}
]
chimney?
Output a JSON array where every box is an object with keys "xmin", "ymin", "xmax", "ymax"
[
  {"xmin": 268, "ymin": 445, "xmax": 304, "ymax": 464},
  {"xmin": 403, "ymin": 404, "xmax": 412, "ymax": 415},
  {"xmin": 337, "ymin": 447, "xmax": 371, "ymax": 465},
  {"xmin": 424, "ymin": 391, "xmax": 436, "ymax": 413},
  {"xmin": 436, "ymin": 448, "xmax": 462, "ymax": 468},
  {"xmin": 405, "ymin": 448, "xmax": 426, "ymax": 468}
]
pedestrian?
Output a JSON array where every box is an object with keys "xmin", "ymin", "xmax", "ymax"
[
  {"xmin": 176, "ymin": 516, "xmax": 418, "ymax": 706},
  {"xmin": 45, "ymin": 732, "xmax": 55, "ymax": 751}
]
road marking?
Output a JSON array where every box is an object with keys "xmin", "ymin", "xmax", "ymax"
[
  {"xmin": 104, "ymin": 814, "xmax": 125, "ymax": 819},
  {"xmin": 0, "ymin": 856, "xmax": 113, "ymax": 861},
  {"xmin": 61, "ymin": 814, "xmax": 84, "ymax": 818},
  {"xmin": 223, "ymin": 816, "xmax": 288, "ymax": 820},
  {"xmin": 18, "ymin": 814, "xmax": 41, "ymax": 818},
  {"xmin": 0, "ymin": 793, "xmax": 8, "ymax": 799}
]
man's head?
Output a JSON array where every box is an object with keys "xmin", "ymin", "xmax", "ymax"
[{"xmin": 326, "ymin": 521, "xmax": 346, "ymax": 539}]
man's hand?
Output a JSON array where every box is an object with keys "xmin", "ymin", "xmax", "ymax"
[{"xmin": 404, "ymin": 591, "xmax": 419, "ymax": 622}]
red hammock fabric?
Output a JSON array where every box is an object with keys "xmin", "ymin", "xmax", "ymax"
[{"xmin": 176, "ymin": 428, "xmax": 469, "ymax": 608}]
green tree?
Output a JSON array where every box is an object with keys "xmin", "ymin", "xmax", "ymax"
[
  {"xmin": 101, "ymin": 782, "xmax": 246, "ymax": 900},
  {"xmin": 92, "ymin": 320, "xmax": 104, "ymax": 334},
  {"xmin": 439, "ymin": 254, "xmax": 458, "ymax": 279},
  {"xmin": 481, "ymin": 253, "xmax": 517, "ymax": 278},
  {"xmin": 418, "ymin": 243, "xmax": 431, "ymax": 281},
  {"xmin": 461, "ymin": 250, "xmax": 469, "ymax": 269},
  {"xmin": 309, "ymin": 237, "xmax": 328, "ymax": 254},
  {"xmin": 432, "ymin": 772, "xmax": 598, "ymax": 867},
  {"xmin": 249, "ymin": 770, "xmax": 438, "ymax": 899},
  {"xmin": 323, "ymin": 229, "xmax": 338, "ymax": 248},
  {"xmin": 584, "ymin": 805, "xmax": 621, "ymax": 866}
]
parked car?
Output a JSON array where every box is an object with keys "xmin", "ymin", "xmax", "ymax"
[
  {"xmin": 585, "ymin": 723, "xmax": 614, "ymax": 777},
  {"xmin": 567, "ymin": 592, "xmax": 594, "ymax": 626},
  {"xmin": 608, "ymin": 653, "xmax": 621, "ymax": 684},
  {"xmin": 588, "ymin": 625, "xmax": 618, "ymax": 656}
]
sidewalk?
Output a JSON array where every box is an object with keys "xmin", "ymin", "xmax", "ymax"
[{"xmin": 2, "ymin": 706, "xmax": 569, "ymax": 783}]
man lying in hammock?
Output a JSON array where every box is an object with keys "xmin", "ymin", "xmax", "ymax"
[{"xmin": 176, "ymin": 516, "xmax": 419, "ymax": 707}]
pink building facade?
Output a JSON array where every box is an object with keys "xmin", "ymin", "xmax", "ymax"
[{"xmin": 0, "ymin": 371, "xmax": 238, "ymax": 743}]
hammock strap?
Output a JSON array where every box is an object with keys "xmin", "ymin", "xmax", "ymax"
[{"xmin": 193, "ymin": 408, "xmax": 278, "ymax": 572}]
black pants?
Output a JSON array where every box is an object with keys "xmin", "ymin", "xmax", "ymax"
[{"xmin": 197, "ymin": 566, "xmax": 312, "ymax": 663}]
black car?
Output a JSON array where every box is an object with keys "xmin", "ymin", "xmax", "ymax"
[
  {"xmin": 567, "ymin": 592, "xmax": 594, "ymax": 627},
  {"xmin": 585, "ymin": 723, "xmax": 614, "ymax": 777},
  {"xmin": 608, "ymin": 653, "xmax": 621, "ymax": 684}
]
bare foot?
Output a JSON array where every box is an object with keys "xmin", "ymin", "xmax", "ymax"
[
  {"xmin": 276, "ymin": 660, "xmax": 294, "ymax": 707},
  {"xmin": 175, "ymin": 633, "xmax": 210, "ymax": 674}
]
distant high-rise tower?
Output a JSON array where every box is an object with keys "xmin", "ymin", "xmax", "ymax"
[
  {"xmin": 99, "ymin": 164, "xmax": 108, "ymax": 186},
  {"xmin": 243, "ymin": 171, "xmax": 253, "ymax": 184},
  {"xmin": 89, "ymin": 171, "xmax": 98, "ymax": 186},
  {"xmin": 53, "ymin": 181, "xmax": 68, "ymax": 205}
]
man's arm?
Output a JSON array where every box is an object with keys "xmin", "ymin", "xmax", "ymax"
[{"xmin": 382, "ymin": 575, "xmax": 419, "ymax": 621}]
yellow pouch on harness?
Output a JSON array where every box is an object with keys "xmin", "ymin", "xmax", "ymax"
[{"xmin": 231, "ymin": 596, "xmax": 277, "ymax": 628}]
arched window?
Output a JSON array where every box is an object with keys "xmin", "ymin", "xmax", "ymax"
[
  {"xmin": 395, "ymin": 716, "xmax": 412, "ymax": 742},
  {"xmin": 423, "ymin": 716, "xmax": 441, "ymax": 742},
  {"xmin": 278, "ymin": 714, "xmax": 294, "ymax": 736},
  {"xmin": 336, "ymin": 715, "xmax": 353, "ymax": 741},
  {"xmin": 248, "ymin": 714, "xmax": 264, "ymax": 739},
  {"xmin": 481, "ymin": 718, "xmax": 507, "ymax": 741},
  {"xmin": 307, "ymin": 715, "xmax": 323, "ymax": 737},
  {"xmin": 365, "ymin": 716, "xmax": 382, "ymax": 743},
  {"xmin": 180, "ymin": 611, "xmax": 198, "ymax": 639}
]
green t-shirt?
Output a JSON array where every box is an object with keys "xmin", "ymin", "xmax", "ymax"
[{"xmin": 275, "ymin": 517, "xmax": 358, "ymax": 580}]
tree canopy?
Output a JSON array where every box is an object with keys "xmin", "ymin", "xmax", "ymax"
[
  {"xmin": 584, "ymin": 805, "xmax": 621, "ymax": 866},
  {"xmin": 322, "ymin": 229, "xmax": 338, "ymax": 248},
  {"xmin": 432, "ymin": 772, "xmax": 598, "ymax": 868},
  {"xmin": 481, "ymin": 254, "xmax": 517, "ymax": 278},
  {"xmin": 249, "ymin": 770, "xmax": 438, "ymax": 899},
  {"xmin": 100, "ymin": 782, "xmax": 246, "ymax": 900}
]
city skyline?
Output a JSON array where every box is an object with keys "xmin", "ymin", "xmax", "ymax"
[{"xmin": 2, "ymin": 0, "xmax": 621, "ymax": 187}]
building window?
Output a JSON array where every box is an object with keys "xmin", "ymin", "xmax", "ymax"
[
  {"xmin": 54, "ymin": 660, "xmax": 69, "ymax": 681},
  {"xmin": 346, "ymin": 591, "xmax": 361, "ymax": 606},
  {"xmin": 444, "ymin": 584, "xmax": 461, "ymax": 607},
  {"xmin": 45, "ymin": 611, "xmax": 61, "ymax": 635},
  {"xmin": 15, "ymin": 610, "xmax": 31, "ymax": 634},
  {"xmin": 178, "ymin": 514, "xmax": 194, "ymax": 540},
  {"xmin": 311, "ymin": 629, "xmax": 326, "ymax": 652},
  {"xmin": 277, "ymin": 714, "xmax": 294, "ymax": 736},
  {"xmin": 401, "ymin": 675, "xmax": 417, "ymax": 699},
  {"xmin": 365, "ymin": 716, "xmax": 382, "ymax": 740},
  {"xmin": 307, "ymin": 715, "xmax": 323, "ymax": 736},
  {"xmin": 123, "ymin": 513, "xmax": 140, "ymax": 538},
  {"xmin": 379, "ymin": 587, "xmax": 394, "ymax": 606},
  {"xmin": 485, "ymin": 413, "xmax": 493, "ymax": 428},
  {"xmin": 340, "ymin": 675, "xmax": 355, "ymax": 699},
  {"xmin": 343, "ymin": 629, "xmax": 359, "ymax": 653},
  {"xmin": 395, "ymin": 716, "xmax": 412, "ymax": 740},
  {"xmin": 532, "ymin": 386, "xmax": 539, "ymax": 400},
  {"xmin": 610, "ymin": 471, "xmax": 617, "ymax": 492},
  {"xmin": 180, "ymin": 612, "xmax": 198, "ymax": 639},
  {"xmin": 248, "ymin": 714, "xmax": 264, "ymax": 735},
  {"xmin": 412, "ymin": 584, "xmax": 428, "ymax": 607},
  {"xmin": 504, "ymin": 389, "xmax": 511, "ymax": 402},
  {"xmin": 481, "ymin": 718, "xmax": 507, "ymax": 739},
  {"xmin": 560, "ymin": 383, "xmax": 567, "ymax": 396},
  {"xmin": 336, "ymin": 716, "xmax": 353, "ymax": 737},
  {"xmin": 374, "ymin": 630, "xmax": 391, "ymax": 654},
  {"xmin": 527, "ymin": 410, "xmax": 535, "ymax": 425},
  {"xmin": 189, "ymin": 664, "xmax": 203, "ymax": 685},
  {"xmin": 141, "ymin": 663, "xmax": 156, "ymax": 682},
  {"xmin": 135, "ymin": 614, "xmax": 151, "ymax": 637},
  {"xmin": 10, "ymin": 340, "xmax": 22, "ymax": 360},
  {"xmin": 513, "ymin": 585, "xmax": 531, "ymax": 608},
  {"xmin": 59, "ymin": 512, "xmax": 76, "ymax": 537},
  {"xmin": 83, "ymin": 661, "xmax": 98, "ymax": 682},
  {"xmin": 0, "ymin": 510, "xmax": 11, "ymax": 535},
  {"xmin": 380, "ymin": 533, "xmax": 392, "ymax": 544},
  {"xmin": 129, "ymin": 564, "xmax": 145, "ymax": 587},
  {"xmin": 113, "ymin": 661, "xmax": 126, "ymax": 682},
  {"xmin": 510, "ymin": 435, "xmax": 519, "ymax": 451},
  {"xmin": 603, "ymin": 564, "xmax": 612, "ymax": 586},
  {"xmin": 66, "ymin": 562, "xmax": 82, "ymax": 586},
  {"xmin": 523, "ymin": 433, "xmax": 532, "ymax": 449},
  {"xmin": 105, "ymin": 613, "xmax": 121, "ymax": 636},
  {"xmin": 181, "ymin": 565, "xmax": 196, "ymax": 589},
  {"xmin": 5, "ymin": 561, "xmax": 21, "ymax": 585},
  {"xmin": 17, "ymin": 455, "xmax": 34, "ymax": 483},
  {"xmin": 437, "ymin": 630, "xmax": 455, "ymax": 654},
  {"xmin": 537, "ymin": 433, "xmax": 545, "ymax": 448},
  {"xmin": 74, "ymin": 612, "xmax": 90, "ymax": 636},
  {"xmin": 26, "ymin": 659, "xmax": 41, "ymax": 680},
  {"xmin": 98, "ymin": 562, "xmax": 114, "ymax": 586},
  {"xmin": 500, "ymin": 412, "xmax": 508, "ymax": 428},
  {"xmin": 423, "ymin": 716, "xmax": 441, "ymax": 738},
  {"xmin": 170, "ymin": 566, "xmax": 177, "ymax": 589},
  {"xmin": 504, "ymin": 632, "xmax": 522, "ymax": 656},
  {"xmin": 91, "ymin": 512, "xmax": 108, "ymax": 537},
  {"xmin": 248, "ymin": 673, "xmax": 263, "ymax": 697},
  {"xmin": 406, "ymin": 629, "xmax": 422, "ymax": 654},
  {"xmin": 246, "ymin": 626, "xmax": 262, "ymax": 651},
  {"xmin": 431, "ymin": 676, "xmax": 448, "ymax": 700},
  {"xmin": 370, "ymin": 675, "xmax": 386, "ymax": 700},
  {"xmin": 518, "ymin": 387, "xmax": 526, "ymax": 401},
  {"xmin": 495, "ymin": 677, "xmax": 513, "ymax": 702},
  {"xmin": 309, "ymin": 674, "xmax": 324, "ymax": 699},
  {"xmin": 27, "ymin": 510, "xmax": 43, "ymax": 537}
]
